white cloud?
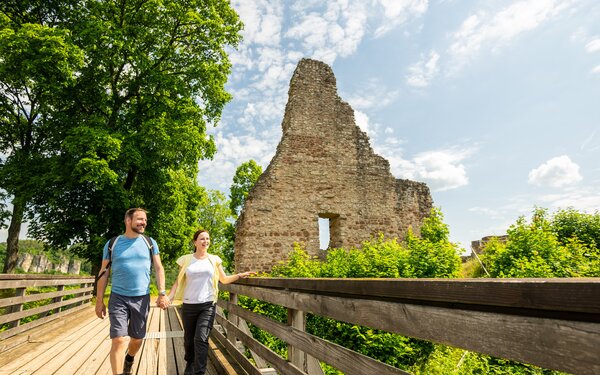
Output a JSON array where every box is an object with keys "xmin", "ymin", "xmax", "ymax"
[
  {"xmin": 345, "ymin": 79, "xmax": 399, "ymax": 110},
  {"xmin": 198, "ymin": 132, "xmax": 277, "ymax": 191},
  {"xmin": 448, "ymin": 0, "xmax": 576, "ymax": 71},
  {"xmin": 372, "ymin": 0, "xmax": 429, "ymax": 38},
  {"xmin": 232, "ymin": 0, "xmax": 283, "ymax": 47},
  {"xmin": 528, "ymin": 155, "xmax": 582, "ymax": 187},
  {"xmin": 537, "ymin": 186, "xmax": 600, "ymax": 212},
  {"xmin": 406, "ymin": 50, "xmax": 440, "ymax": 87},
  {"xmin": 353, "ymin": 110, "xmax": 373, "ymax": 136},
  {"xmin": 285, "ymin": 1, "xmax": 368, "ymax": 64},
  {"xmin": 377, "ymin": 146, "xmax": 474, "ymax": 192},
  {"xmin": 410, "ymin": 148, "xmax": 472, "ymax": 191},
  {"xmin": 584, "ymin": 38, "xmax": 600, "ymax": 53},
  {"xmin": 468, "ymin": 206, "xmax": 505, "ymax": 220},
  {"xmin": 592, "ymin": 64, "xmax": 600, "ymax": 74}
]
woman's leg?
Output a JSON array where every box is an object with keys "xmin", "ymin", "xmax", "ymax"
[
  {"xmin": 181, "ymin": 304, "xmax": 200, "ymax": 366},
  {"xmin": 192, "ymin": 302, "xmax": 216, "ymax": 375}
]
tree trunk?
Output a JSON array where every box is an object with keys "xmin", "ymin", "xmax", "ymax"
[{"xmin": 3, "ymin": 196, "xmax": 26, "ymax": 273}]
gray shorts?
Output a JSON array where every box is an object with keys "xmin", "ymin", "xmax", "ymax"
[{"xmin": 108, "ymin": 293, "xmax": 150, "ymax": 339}]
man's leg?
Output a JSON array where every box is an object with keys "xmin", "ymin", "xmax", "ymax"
[
  {"xmin": 108, "ymin": 293, "xmax": 131, "ymax": 375},
  {"xmin": 124, "ymin": 294, "xmax": 151, "ymax": 374},
  {"xmin": 127, "ymin": 337, "xmax": 143, "ymax": 356},
  {"xmin": 110, "ymin": 336, "xmax": 128, "ymax": 374}
]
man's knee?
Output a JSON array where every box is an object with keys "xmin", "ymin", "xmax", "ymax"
[{"xmin": 111, "ymin": 336, "xmax": 128, "ymax": 349}]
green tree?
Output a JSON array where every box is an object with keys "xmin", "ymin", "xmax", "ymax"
[
  {"xmin": 483, "ymin": 208, "xmax": 600, "ymax": 278},
  {"xmin": 229, "ymin": 159, "xmax": 262, "ymax": 215},
  {"xmin": 17, "ymin": 0, "xmax": 243, "ymax": 271},
  {"xmin": 550, "ymin": 207, "xmax": 600, "ymax": 249},
  {"xmin": 405, "ymin": 207, "xmax": 462, "ymax": 278},
  {"xmin": 266, "ymin": 208, "xmax": 461, "ymax": 372},
  {"xmin": 0, "ymin": 9, "xmax": 84, "ymax": 272}
]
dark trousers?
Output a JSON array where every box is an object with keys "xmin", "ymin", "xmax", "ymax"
[{"xmin": 182, "ymin": 302, "xmax": 216, "ymax": 375}]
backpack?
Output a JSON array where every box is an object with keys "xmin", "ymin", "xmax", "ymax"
[{"xmin": 95, "ymin": 234, "xmax": 154, "ymax": 285}]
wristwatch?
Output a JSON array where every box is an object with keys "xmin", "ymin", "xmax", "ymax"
[{"xmin": 159, "ymin": 290, "xmax": 167, "ymax": 296}]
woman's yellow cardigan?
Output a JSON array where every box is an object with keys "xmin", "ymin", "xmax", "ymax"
[{"xmin": 173, "ymin": 253, "xmax": 221, "ymax": 304}]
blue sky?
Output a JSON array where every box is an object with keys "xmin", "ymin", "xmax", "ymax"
[{"xmin": 198, "ymin": 0, "xmax": 600, "ymax": 252}]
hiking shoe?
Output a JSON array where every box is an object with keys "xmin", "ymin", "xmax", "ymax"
[{"xmin": 123, "ymin": 357, "xmax": 134, "ymax": 374}]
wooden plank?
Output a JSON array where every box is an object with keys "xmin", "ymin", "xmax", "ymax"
[
  {"xmin": 1, "ymin": 308, "xmax": 101, "ymax": 373},
  {"xmin": 0, "ymin": 305, "xmax": 93, "ymax": 353},
  {"xmin": 211, "ymin": 320, "xmax": 266, "ymax": 375},
  {"xmin": 0, "ymin": 303, "xmax": 91, "ymax": 341},
  {"xmin": 235, "ymin": 317, "xmax": 272, "ymax": 370},
  {"xmin": 0, "ymin": 295, "xmax": 92, "ymax": 325},
  {"xmin": 170, "ymin": 306, "xmax": 188, "ymax": 373},
  {"xmin": 0, "ymin": 278, "xmax": 95, "ymax": 289},
  {"xmin": 138, "ymin": 306, "xmax": 160, "ymax": 375},
  {"xmin": 32, "ymin": 313, "xmax": 108, "ymax": 374},
  {"xmin": 223, "ymin": 287, "xmax": 600, "ymax": 375},
  {"xmin": 208, "ymin": 336, "xmax": 248, "ymax": 375},
  {"xmin": 0, "ymin": 274, "xmax": 94, "ymax": 280},
  {"xmin": 72, "ymin": 332, "xmax": 112, "ymax": 375},
  {"xmin": 215, "ymin": 315, "xmax": 302, "ymax": 375},
  {"xmin": 165, "ymin": 307, "xmax": 183, "ymax": 374},
  {"xmin": 0, "ymin": 286, "xmax": 93, "ymax": 308},
  {"xmin": 223, "ymin": 301, "xmax": 409, "ymax": 375},
  {"xmin": 157, "ymin": 307, "xmax": 168, "ymax": 375},
  {"xmin": 233, "ymin": 277, "xmax": 600, "ymax": 315},
  {"xmin": 17, "ymin": 317, "xmax": 103, "ymax": 374}
]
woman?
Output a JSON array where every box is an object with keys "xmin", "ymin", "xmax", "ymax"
[{"xmin": 167, "ymin": 229, "xmax": 254, "ymax": 375}]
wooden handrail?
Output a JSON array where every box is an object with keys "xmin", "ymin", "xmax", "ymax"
[
  {"xmin": 0, "ymin": 274, "xmax": 95, "ymax": 341},
  {"xmin": 217, "ymin": 278, "xmax": 600, "ymax": 375}
]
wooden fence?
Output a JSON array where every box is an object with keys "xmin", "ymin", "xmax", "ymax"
[
  {"xmin": 0, "ymin": 274, "xmax": 94, "ymax": 343},
  {"xmin": 215, "ymin": 277, "xmax": 600, "ymax": 375}
]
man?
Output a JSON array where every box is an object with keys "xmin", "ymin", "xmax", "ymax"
[{"xmin": 95, "ymin": 208, "xmax": 170, "ymax": 375}]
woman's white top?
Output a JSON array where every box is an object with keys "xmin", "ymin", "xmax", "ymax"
[{"xmin": 183, "ymin": 257, "xmax": 216, "ymax": 304}]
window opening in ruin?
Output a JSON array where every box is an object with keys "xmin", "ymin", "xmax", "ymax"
[
  {"xmin": 318, "ymin": 218, "xmax": 330, "ymax": 250},
  {"xmin": 319, "ymin": 213, "xmax": 340, "ymax": 250}
]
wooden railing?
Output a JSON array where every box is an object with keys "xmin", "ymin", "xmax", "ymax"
[
  {"xmin": 215, "ymin": 278, "xmax": 600, "ymax": 375},
  {"xmin": 0, "ymin": 274, "xmax": 94, "ymax": 342}
]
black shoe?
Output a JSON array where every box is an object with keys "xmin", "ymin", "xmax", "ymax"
[
  {"xmin": 123, "ymin": 357, "xmax": 134, "ymax": 374},
  {"xmin": 184, "ymin": 361, "xmax": 193, "ymax": 375}
]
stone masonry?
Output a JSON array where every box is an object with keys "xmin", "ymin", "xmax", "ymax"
[{"xmin": 235, "ymin": 58, "xmax": 433, "ymax": 273}]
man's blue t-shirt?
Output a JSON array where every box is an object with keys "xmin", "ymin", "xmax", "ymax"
[{"xmin": 102, "ymin": 235, "xmax": 159, "ymax": 297}]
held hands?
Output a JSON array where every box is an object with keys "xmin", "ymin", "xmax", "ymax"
[{"xmin": 156, "ymin": 294, "xmax": 170, "ymax": 310}]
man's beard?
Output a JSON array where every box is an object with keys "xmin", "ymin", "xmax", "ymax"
[{"xmin": 131, "ymin": 225, "xmax": 145, "ymax": 234}]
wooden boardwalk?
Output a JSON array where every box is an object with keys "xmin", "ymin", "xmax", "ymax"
[{"xmin": 0, "ymin": 304, "xmax": 224, "ymax": 375}]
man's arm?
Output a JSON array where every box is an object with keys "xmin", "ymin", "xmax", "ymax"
[
  {"xmin": 95, "ymin": 259, "xmax": 110, "ymax": 319},
  {"xmin": 153, "ymin": 254, "xmax": 169, "ymax": 309}
]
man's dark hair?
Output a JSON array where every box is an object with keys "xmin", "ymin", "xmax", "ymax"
[{"xmin": 125, "ymin": 207, "xmax": 147, "ymax": 220}]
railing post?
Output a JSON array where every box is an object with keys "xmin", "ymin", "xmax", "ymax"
[
  {"xmin": 287, "ymin": 308, "xmax": 323, "ymax": 374},
  {"xmin": 228, "ymin": 292, "xmax": 242, "ymax": 351},
  {"xmin": 52, "ymin": 285, "xmax": 65, "ymax": 314},
  {"xmin": 8, "ymin": 287, "xmax": 26, "ymax": 328}
]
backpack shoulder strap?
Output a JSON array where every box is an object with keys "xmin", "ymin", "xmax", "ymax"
[
  {"xmin": 107, "ymin": 235, "xmax": 120, "ymax": 261},
  {"xmin": 140, "ymin": 235, "xmax": 153, "ymax": 252},
  {"xmin": 95, "ymin": 235, "xmax": 120, "ymax": 282},
  {"xmin": 140, "ymin": 235, "xmax": 155, "ymax": 269}
]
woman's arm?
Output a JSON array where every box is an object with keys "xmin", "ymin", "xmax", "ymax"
[
  {"xmin": 167, "ymin": 266, "xmax": 183, "ymax": 300},
  {"xmin": 218, "ymin": 265, "xmax": 255, "ymax": 284}
]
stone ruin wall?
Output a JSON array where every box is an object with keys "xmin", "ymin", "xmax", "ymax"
[{"xmin": 235, "ymin": 58, "xmax": 433, "ymax": 273}]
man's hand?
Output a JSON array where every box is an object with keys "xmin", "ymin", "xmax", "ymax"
[
  {"xmin": 156, "ymin": 295, "xmax": 170, "ymax": 310},
  {"xmin": 95, "ymin": 300, "xmax": 106, "ymax": 319}
]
